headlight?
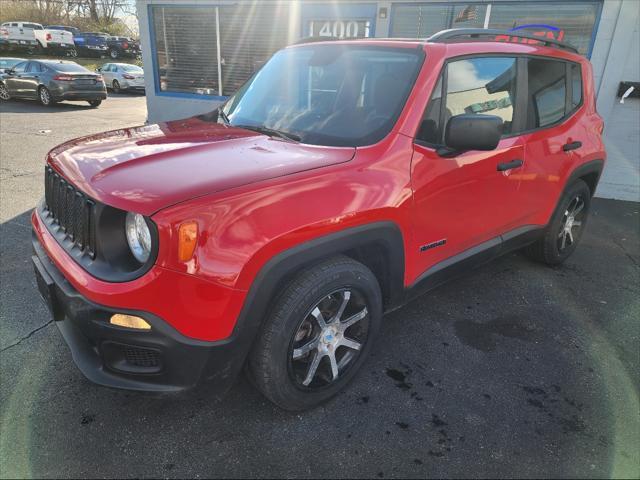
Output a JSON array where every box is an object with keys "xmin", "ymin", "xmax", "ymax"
[{"xmin": 125, "ymin": 212, "xmax": 152, "ymax": 263}]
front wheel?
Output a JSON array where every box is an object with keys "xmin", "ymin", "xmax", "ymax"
[
  {"xmin": 88, "ymin": 99, "xmax": 102, "ymax": 107},
  {"xmin": 0, "ymin": 83, "xmax": 10, "ymax": 101},
  {"xmin": 524, "ymin": 179, "xmax": 592, "ymax": 265},
  {"xmin": 112, "ymin": 79, "xmax": 121, "ymax": 93},
  {"xmin": 248, "ymin": 256, "xmax": 382, "ymax": 411},
  {"xmin": 109, "ymin": 48, "xmax": 119, "ymax": 59}
]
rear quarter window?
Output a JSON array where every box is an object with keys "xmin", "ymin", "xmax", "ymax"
[{"xmin": 571, "ymin": 63, "xmax": 583, "ymax": 109}]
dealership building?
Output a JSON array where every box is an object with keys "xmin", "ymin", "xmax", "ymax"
[{"xmin": 135, "ymin": 0, "xmax": 639, "ymax": 200}]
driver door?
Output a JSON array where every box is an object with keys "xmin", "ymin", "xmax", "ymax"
[{"xmin": 410, "ymin": 56, "xmax": 526, "ymax": 277}]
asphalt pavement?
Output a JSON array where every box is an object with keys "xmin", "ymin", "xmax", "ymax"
[{"xmin": 1, "ymin": 95, "xmax": 639, "ymax": 479}]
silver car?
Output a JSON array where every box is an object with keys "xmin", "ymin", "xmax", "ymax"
[{"xmin": 98, "ymin": 63, "xmax": 145, "ymax": 93}]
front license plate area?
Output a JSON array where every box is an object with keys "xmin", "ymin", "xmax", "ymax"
[{"xmin": 33, "ymin": 256, "xmax": 63, "ymax": 321}]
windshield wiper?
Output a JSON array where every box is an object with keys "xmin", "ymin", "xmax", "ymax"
[
  {"xmin": 217, "ymin": 106, "xmax": 230, "ymax": 125},
  {"xmin": 236, "ymin": 124, "xmax": 301, "ymax": 143}
]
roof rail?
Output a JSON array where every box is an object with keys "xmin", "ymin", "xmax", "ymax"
[{"xmin": 427, "ymin": 28, "xmax": 579, "ymax": 54}]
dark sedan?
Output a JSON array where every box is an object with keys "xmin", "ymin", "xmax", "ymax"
[{"xmin": 0, "ymin": 59, "xmax": 107, "ymax": 107}]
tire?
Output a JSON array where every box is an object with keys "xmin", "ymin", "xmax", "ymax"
[
  {"xmin": 112, "ymin": 80, "xmax": 121, "ymax": 93},
  {"xmin": 0, "ymin": 83, "xmax": 10, "ymax": 101},
  {"xmin": 88, "ymin": 100, "xmax": 102, "ymax": 107},
  {"xmin": 38, "ymin": 86, "xmax": 53, "ymax": 106},
  {"xmin": 248, "ymin": 256, "xmax": 382, "ymax": 411},
  {"xmin": 524, "ymin": 179, "xmax": 592, "ymax": 265},
  {"xmin": 68, "ymin": 48, "xmax": 78, "ymax": 58},
  {"xmin": 109, "ymin": 48, "xmax": 119, "ymax": 59}
]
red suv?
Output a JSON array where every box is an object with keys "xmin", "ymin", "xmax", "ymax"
[{"xmin": 32, "ymin": 29, "xmax": 605, "ymax": 410}]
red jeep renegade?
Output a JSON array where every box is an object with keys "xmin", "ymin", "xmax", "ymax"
[{"xmin": 32, "ymin": 29, "xmax": 605, "ymax": 410}]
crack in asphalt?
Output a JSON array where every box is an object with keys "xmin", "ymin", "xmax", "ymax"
[
  {"xmin": 0, "ymin": 320, "xmax": 54, "ymax": 353},
  {"xmin": 612, "ymin": 237, "xmax": 640, "ymax": 268}
]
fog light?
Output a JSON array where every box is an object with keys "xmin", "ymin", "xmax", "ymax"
[{"xmin": 110, "ymin": 314, "xmax": 151, "ymax": 330}]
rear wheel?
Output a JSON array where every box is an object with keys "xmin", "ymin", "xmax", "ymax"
[
  {"xmin": 524, "ymin": 179, "xmax": 591, "ymax": 265},
  {"xmin": 109, "ymin": 48, "xmax": 119, "ymax": 59},
  {"xmin": 0, "ymin": 83, "xmax": 10, "ymax": 101},
  {"xmin": 88, "ymin": 99, "xmax": 102, "ymax": 107},
  {"xmin": 248, "ymin": 256, "xmax": 382, "ymax": 411},
  {"xmin": 38, "ymin": 86, "xmax": 53, "ymax": 106},
  {"xmin": 112, "ymin": 79, "xmax": 121, "ymax": 93},
  {"xmin": 67, "ymin": 48, "xmax": 78, "ymax": 58}
]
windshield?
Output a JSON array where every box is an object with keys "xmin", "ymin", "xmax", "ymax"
[{"xmin": 222, "ymin": 45, "xmax": 424, "ymax": 147}]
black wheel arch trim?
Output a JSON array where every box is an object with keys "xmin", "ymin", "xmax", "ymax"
[
  {"xmin": 227, "ymin": 221, "xmax": 406, "ymax": 370},
  {"xmin": 566, "ymin": 159, "xmax": 604, "ymax": 195}
]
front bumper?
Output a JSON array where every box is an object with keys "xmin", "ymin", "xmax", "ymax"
[{"xmin": 32, "ymin": 225, "xmax": 245, "ymax": 394}]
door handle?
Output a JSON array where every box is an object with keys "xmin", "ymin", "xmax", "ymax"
[
  {"xmin": 563, "ymin": 141, "xmax": 582, "ymax": 152},
  {"xmin": 497, "ymin": 159, "xmax": 523, "ymax": 172}
]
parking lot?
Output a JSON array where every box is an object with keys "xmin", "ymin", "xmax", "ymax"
[{"xmin": 1, "ymin": 95, "xmax": 639, "ymax": 478}]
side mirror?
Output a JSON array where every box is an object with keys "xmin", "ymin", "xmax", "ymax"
[
  {"xmin": 96, "ymin": 67, "xmax": 102, "ymax": 72},
  {"xmin": 6, "ymin": 69, "xmax": 15, "ymax": 75},
  {"xmin": 440, "ymin": 114, "xmax": 503, "ymax": 156}
]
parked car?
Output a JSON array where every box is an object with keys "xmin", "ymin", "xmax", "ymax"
[
  {"xmin": 45, "ymin": 25, "xmax": 80, "ymax": 56},
  {"xmin": 31, "ymin": 29, "xmax": 605, "ymax": 411},
  {"xmin": 98, "ymin": 62, "xmax": 145, "ymax": 93},
  {"xmin": 0, "ymin": 57, "xmax": 25, "ymax": 73},
  {"xmin": 0, "ymin": 22, "xmax": 74, "ymax": 54},
  {"xmin": 106, "ymin": 36, "xmax": 141, "ymax": 59},
  {"xmin": 73, "ymin": 32, "xmax": 109, "ymax": 58},
  {"xmin": 0, "ymin": 59, "xmax": 106, "ymax": 106}
]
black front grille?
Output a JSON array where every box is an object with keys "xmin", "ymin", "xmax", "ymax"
[
  {"xmin": 44, "ymin": 166, "xmax": 96, "ymax": 258},
  {"xmin": 123, "ymin": 346, "xmax": 161, "ymax": 368}
]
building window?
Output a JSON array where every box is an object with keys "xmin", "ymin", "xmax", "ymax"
[
  {"xmin": 150, "ymin": 4, "xmax": 291, "ymax": 98},
  {"xmin": 390, "ymin": 2, "xmax": 601, "ymax": 57},
  {"xmin": 151, "ymin": 6, "xmax": 220, "ymax": 96},
  {"xmin": 391, "ymin": 3, "xmax": 487, "ymax": 38},
  {"xmin": 487, "ymin": 2, "xmax": 601, "ymax": 56}
]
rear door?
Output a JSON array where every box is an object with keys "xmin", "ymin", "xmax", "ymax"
[
  {"xmin": 516, "ymin": 58, "xmax": 585, "ymax": 225},
  {"xmin": 410, "ymin": 55, "xmax": 527, "ymax": 274},
  {"xmin": 21, "ymin": 61, "xmax": 41, "ymax": 98}
]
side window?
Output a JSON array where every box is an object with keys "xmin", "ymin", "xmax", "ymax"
[
  {"xmin": 571, "ymin": 63, "xmax": 582, "ymax": 109},
  {"xmin": 25, "ymin": 62, "xmax": 34, "ymax": 73},
  {"xmin": 417, "ymin": 56, "xmax": 517, "ymax": 144},
  {"xmin": 525, "ymin": 58, "xmax": 567, "ymax": 129},
  {"xmin": 12, "ymin": 61, "xmax": 27, "ymax": 73}
]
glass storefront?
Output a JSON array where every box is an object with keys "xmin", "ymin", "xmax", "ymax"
[
  {"xmin": 390, "ymin": 2, "xmax": 602, "ymax": 56},
  {"xmin": 149, "ymin": 1, "xmax": 603, "ymax": 100}
]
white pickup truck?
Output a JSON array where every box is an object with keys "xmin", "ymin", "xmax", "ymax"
[{"xmin": 0, "ymin": 21, "xmax": 74, "ymax": 53}]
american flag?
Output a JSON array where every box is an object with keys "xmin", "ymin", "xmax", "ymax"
[{"xmin": 454, "ymin": 5, "xmax": 479, "ymax": 23}]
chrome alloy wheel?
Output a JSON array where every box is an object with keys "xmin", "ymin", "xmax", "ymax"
[
  {"xmin": 558, "ymin": 195, "xmax": 585, "ymax": 251},
  {"xmin": 289, "ymin": 289, "xmax": 369, "ymax": 389},
  {"xmin": 39, "ymin": 87, "xmax": 50, "ymax": 105},
  {"xmin": 0, "ymin": 84, "xmax": 9, "ymax": 100}
]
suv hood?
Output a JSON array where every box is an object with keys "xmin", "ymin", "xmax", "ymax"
[{"xmin": 47, "ymin": 117, "xmax": 356, "ymax": 216}]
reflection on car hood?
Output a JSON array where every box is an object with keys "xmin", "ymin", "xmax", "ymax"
[{"xmin": 47, "ymin": 116, "xmax": 356, "ymax": 215}]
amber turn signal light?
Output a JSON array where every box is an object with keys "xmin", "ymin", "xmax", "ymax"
[
  {"xmin": 178, "ymin": 221, "xmax": 199, "ymax": 262},
  {"xmin": 110, "ymin": 314, "xmax": 151, "ymax": 330}
]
